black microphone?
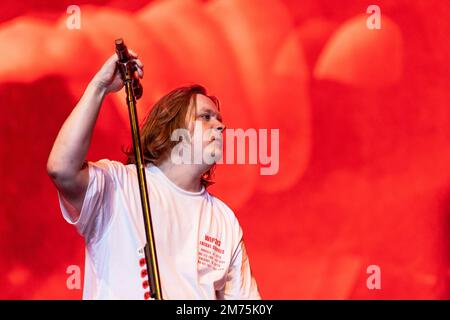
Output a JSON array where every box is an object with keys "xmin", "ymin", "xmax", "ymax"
[
  {"xmin": 115, "ymin": 38, "xmax": 143, "ymax": 99},
  {"xmin": 115, "ymin": 38, "xmax": 130, "ymax": 63}
]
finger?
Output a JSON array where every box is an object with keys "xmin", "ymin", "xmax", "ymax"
[
  {"xmin": 129, "ymin": 49, "xmax": 138, "ymax": 58},
  {"xmin": 133, "ymin": 58, "xmax": 144, "ymax": 69},
  {"xmin": 100, "ymin": 54, "xmax": 118, "ymax": 73},
  {"xmin": 105, "ymin": 53, "xmax": 119, "ymax": 66},
  {"xmin": 136, "ymin": 66, "xmax": 144, "ymax": 78}
]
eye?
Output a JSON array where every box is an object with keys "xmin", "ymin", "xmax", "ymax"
[{"xmin": 200, "ymin": 114, "xmax": 211, "ymax": 120}]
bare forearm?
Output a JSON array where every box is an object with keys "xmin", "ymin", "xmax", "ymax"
[
  {"xmin": 47, "ymin": 81, "xmax": 106, "ymax": 179},
  {"xmin": 47, "ymin": 50, "xmax": 143, "ymax": 181}
]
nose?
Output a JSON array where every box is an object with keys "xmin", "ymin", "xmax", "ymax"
[
  {"xmin": 214, "ymin": 119, "xmax": 225, "ymax": 133},
  {"xmin": 215, "ymin": 124, "xmax": 225, "ymax": 133}
]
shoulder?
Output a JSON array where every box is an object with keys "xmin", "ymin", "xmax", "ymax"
[
  {"xmin": 87, "ymin": 159, "xmax": 131, "ymax": 183},
  {"xmin": 88, "ymin": 158, "xmax": 126, "ymax": 170}
]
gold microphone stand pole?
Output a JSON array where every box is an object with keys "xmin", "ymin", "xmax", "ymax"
[{"xmin": 115, "ymin": 38, "xmax": 163, "ymax": 300}]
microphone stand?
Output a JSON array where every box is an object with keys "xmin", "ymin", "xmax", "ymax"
[{"xmin": 115, "ymin": 38, "xmax": 163, "ymax": 300}]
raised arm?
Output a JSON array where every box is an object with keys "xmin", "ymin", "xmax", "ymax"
[{"xmin": 46, "ymin": 50, "xmax": 143, "ymax": 221}]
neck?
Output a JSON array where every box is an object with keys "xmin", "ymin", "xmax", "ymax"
[{"xmin": 157, "ymin": 159, "xmax": 208, "ymax": 193}]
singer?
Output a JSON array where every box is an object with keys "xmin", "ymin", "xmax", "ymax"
[{"xmin": 46, "ymin": 48, "xmax": 261, "ymax": 300}]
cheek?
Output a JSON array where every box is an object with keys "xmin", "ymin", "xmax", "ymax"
[
  {"xmin": 189, "ymin": 121, "xmax": 216, "ymax": 147},
  {"xmin": 190, "ymin": 130, "xmax": 206, "ymax": 147},
  {"xmin": 201, "ymin": 124, "xmax": 213, "ymax": 143}
]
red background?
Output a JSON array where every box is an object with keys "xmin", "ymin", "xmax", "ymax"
[{"xmin": 0, "ymin": 0, "xmax": 449, "ymax": 299}]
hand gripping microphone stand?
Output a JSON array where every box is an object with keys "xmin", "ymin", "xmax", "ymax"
[{"xmin": 115, "ymin": 38, "xmax": 163, "ymax": 300}]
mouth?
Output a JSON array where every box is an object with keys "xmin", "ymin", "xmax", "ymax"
[{"xmin": 209, "ymin": 137, "xmax": 222, "ymax": 147}]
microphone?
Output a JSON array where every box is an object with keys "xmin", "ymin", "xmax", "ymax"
[
  {"xmin": 115, "ymin": 38, "xmax": 129, "ymax": 62},
  {"xmin": 115, "ymin": 38, "xmax": 143, "ymax": 99}
]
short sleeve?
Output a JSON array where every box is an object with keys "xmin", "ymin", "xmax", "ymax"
[
  {"xmin": 58, "ymin": 159, "xmax": 119, "ymax": 244},
  {"xmin": 217, "ymin": 226, "xmax": 261, "ymax": 300}
]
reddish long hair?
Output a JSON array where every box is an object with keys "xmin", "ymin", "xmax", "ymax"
[{"xmin": 122, "ymin": 84, "xmax": 220, "ymax": 188}]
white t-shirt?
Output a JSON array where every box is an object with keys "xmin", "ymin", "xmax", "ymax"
[{"xmin": 58, "ymin": 159, "xmax": 261, "ymax": 300}]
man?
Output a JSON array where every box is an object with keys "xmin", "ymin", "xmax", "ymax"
[{"xmin": 46, "ymin": 49, "xmax": 261, "ymax": 300}]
